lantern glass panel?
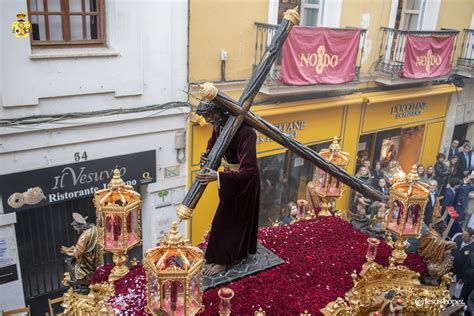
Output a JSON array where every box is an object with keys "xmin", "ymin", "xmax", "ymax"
[
  {"xmin": 387, "ymin": 200, "xmax": 404, "ymax": 235},
  {"xmin": 162, "ymin": 280, "xmax": 185, "ymax": 314},
  {"xmin": 164, "ymin": 255, "xmax": 187, "ymax": 270},
  {"xmin": 326, "ymin": 176, "xmax": 341, "ymax": 197},
  {"xmin": 105, "ymin": 214, "xmax": 123, "ymax": 249},
  {"xmin": 148, "ymin": 274, "xmax": 160, "ymax": 312},
  {"xmin": 188, "ymin": 272, "xmax": 201, "ymax": 314},
  {"xmin": 314, "ymin": 169, "xmax": 327, "ymax": 195},
  {"xmin": 126, "ymin": 209, "xmax": 140, "ymax": 248},
  {"xmin": 403, "ymin": 204, "xmax": 421, "ymax": 235}
]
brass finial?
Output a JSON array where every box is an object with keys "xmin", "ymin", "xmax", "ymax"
[
  {"xmin": 161, "ymin": 222, "xmax": 185, "ymax": 247},
  {"xmin": 176, "ymin": 204, "xmax": 192, "ymax": 221},
  {"xmin": 329, "ymin": 136, "xmax": 341, "ymax": 152},
  {"xmin": 283, "ymin": 7, "xmax": 300, "ymax": 25},
  {"xmin": 199, "ymin": 82, "xmax": 218, "ymax": 101},
  {"xmin": 406, "ymin": 164, "xmax": 420, "ymax": 183},
  {"xmin": 108, "ymin": 169, "xmax": 125, "ymax": 189}
]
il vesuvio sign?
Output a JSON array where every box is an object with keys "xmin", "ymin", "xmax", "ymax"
[
  {"xmin": 402, "ymin": 34, "xmax": 455, "ymax": 79},
  {"xmin": 280, "ymin": 27, "xmax": 360, "ymax": 85},
  {"xmin": 0, "ymin": 151, "xmax": 156, "ymax": 213}
]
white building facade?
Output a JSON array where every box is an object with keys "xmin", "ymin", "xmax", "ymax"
[{"xmin": 0, "ymin": 0, "xmax": 188, "ymax": 313}]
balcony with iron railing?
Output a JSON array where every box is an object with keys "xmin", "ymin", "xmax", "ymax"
[
  {"xmin": 456, "ymin": 29, "xmax": 474, "ymax": 77},
  {"xmin": 253, "ymin": 22, "xmax": 367, "ymax": 95},
  {"xmin": 374, "ymin": 27, "xmax": 459, "ymax": 84}
]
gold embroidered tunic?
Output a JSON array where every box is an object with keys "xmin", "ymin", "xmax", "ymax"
[{"xmin": 63, "ymin": 224, "xmax": 102, "ymax": 281}]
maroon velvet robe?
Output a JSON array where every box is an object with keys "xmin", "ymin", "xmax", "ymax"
[{"xmin": 204, "ymin": 124, "xmax": 260, "ymax": 265}]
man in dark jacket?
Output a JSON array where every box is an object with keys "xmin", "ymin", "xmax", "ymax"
[
  {"xmin": 448, "ymin": 139, "xmax": 460, "ymax": 159},
  {"xmin": 456, "ymin": 172, "xmax": 474, "ymax": 222},
  {"xmin": 444, "ymin": 177, "xmax": 463, "ymax": 238},
  {"xmin": 435, "ymin": 153, "xmax": 449, "ymax": 191},
  {"xmin": 443, "ymin": 177, "xmax": 463, "ymax": 209},
  {"xmin": 452, "ymin": 228, "xmax": 474, "ymax": 301},
  {"xmin": 457, "ymin": 144, "xmax": 473, "ymax": 178},
  {"xmin": 424, "ymin": 179, "xmax": 439, "ymax": 226}
]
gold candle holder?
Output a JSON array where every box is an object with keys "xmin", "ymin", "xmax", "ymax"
[
  {"xmin": 218, "ymin": 288, "xmax": 235, "ymax": 316},
  {"xmin": 297, "ymin": 199, "xmax": 309, "ymax": 220}
]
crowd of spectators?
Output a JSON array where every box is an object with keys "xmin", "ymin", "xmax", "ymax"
[{"xmin": 353, "ymin": 138, "xmax": 474, "ymax": 311}]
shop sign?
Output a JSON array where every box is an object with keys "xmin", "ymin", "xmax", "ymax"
[
  {"xmin": 0, "ymin": 151, "xmax": 156, "ymax": 213},
  {"xmin": 257, "ymin": 120, "xmax": 306, "ymax": 144},
  {"xmin": 390, "ymin": 101, "xmax": 427, "ymax": 119}
]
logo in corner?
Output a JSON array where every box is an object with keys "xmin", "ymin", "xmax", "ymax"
[{"xmin": 12, "ymin": 13, "xmax": 31, "ymax": 38}]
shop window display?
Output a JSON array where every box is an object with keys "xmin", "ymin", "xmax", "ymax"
[
  {"xmin": 258, "ymin": 142, "xmax": 330, "ymax": 226},
  {"xmin": 356, "ymin": 125, "xmax": 425, "ymax": 174}
]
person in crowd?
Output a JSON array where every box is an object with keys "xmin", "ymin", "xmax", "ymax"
[
  {"xmin": 356, "ymin": 150, "xmax": 369, "ymax": 174},
  {"xmin": 457, "ymin": 144, "xmax": 473, "ymax": 178},
  {"xmin": 360, "ymin": 158, "xmax": 372, "ymax": 179},
  {"xmin": 351, "ymin": 166, "xmax": 373, "ymax": 215},
  {"xmin": 417, "ymin": 164, "xmax": 425, "ymax": 180},
  {"xmin": 451, "ymin": 228, "xmax": 474, "ymax": 302},
  {"xmin": 444, "ymin": 177, "xmax": 464, "ymax": 238},
  {"xmin": 355, "ymin": 165, "xmax": 373, "ymax": 186},
  {"xmin": 424, "ymin": 179, "xmax": 439, "ymax": 226},
  {"xmin": 421, "ymin": 165, "xmax": 435, "ymax": 184},
  {"xmin": 371, "ymin": 160, "xmax": 383, "ymax": 187},
  {"xmin": 444, "ymin": 177, "xmax": 463, "ymax": 209},
  {"xmin": 435, "ymin": 153, "xmax": 450, "ymax": 190},
  {"xmin": 281, "ymin": 202, "xmax": 298, "ymax": 225},
  {"xmin": 448, "ymin": 139, "xmax": 460, "ymax": 159},
  {"xmin": 456, "ymin": 172, "xmax": 474, "ymax": 223},
  {"xmin": 375, "ymin": 178, "xmax": 389, "ymax": 198},
  {"xmin": 448, "ymin": 155, "xmax": 460, "ymax": 179}
]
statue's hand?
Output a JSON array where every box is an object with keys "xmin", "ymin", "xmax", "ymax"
[
  {"xmin": 196, "ymin": 168, "xmax": 218, "ymax": 184},
  {"xmin": 200, "ymin": 151, "xmax": 209, "ymax": 166},
  {"xmin": 60, "ymin": 245, "xmax": 69, "ymax": 254}
]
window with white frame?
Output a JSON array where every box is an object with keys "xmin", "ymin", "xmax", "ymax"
[
  {"xmin": 300, "ymin": 0, "xmax": 323, "ymax": 27},
  {"xmin": 400, "ymin": 0, "xmax": 424, "ymax": 30}
]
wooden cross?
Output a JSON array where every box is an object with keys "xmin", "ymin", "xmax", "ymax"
[{"xmin": 177, "ymin": 8, "xmax": 382, "ymax": 221}]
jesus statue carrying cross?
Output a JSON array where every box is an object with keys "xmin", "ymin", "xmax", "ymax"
[{"xmin": 177, "ymin": 7, "xmax": 383, "ymax": 275}]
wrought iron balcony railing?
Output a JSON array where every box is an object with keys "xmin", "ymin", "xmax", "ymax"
[
  {"xmin": 458, "ymin": 29, "xmax": 474, "ymax": 69},
  {"xmin": 253, "ymin": 22, "xmax": 367, "ymax": 83},
  {"xmin": 375, "ymin": 27, "xmax": 459, "ymax": 77}
]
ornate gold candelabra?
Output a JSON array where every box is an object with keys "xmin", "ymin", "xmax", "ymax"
[
  {"xmin": 143, "ymin": 222, "xmax": 205, "ymax": 316},
  {"xmin": 385, "ymin": 164, "xmax": 429, "ymax": 265},
  {"xmin": 307, "ymin": 137, "xmax": 350, "ymax": 217},
  {"xmin": 94, "ymin": 169, "xmax": 142, "ymax": 283}
]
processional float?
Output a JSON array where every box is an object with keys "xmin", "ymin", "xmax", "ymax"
[{"xmin": 60, "ymin": 6, "xmax": 454, "ymax": 315}]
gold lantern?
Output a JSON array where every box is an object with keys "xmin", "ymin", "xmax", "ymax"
[
  {"xmin": 386, "ymin": 164, "xmax": 429, "ymax": 264},
  {"xmin": 144, "ymin": 222, "xmax": 205, "ymax": 315},
  {"xmin": 94, "ymin": 169, "xmax": 142, "ymax": 282},
  {"xmin": 311, "ymin": 137, "xmax": 350, "ymax": 216}
]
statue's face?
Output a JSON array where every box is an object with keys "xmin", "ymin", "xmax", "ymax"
[{"xmin": 202, "ymin": 111, "xmax": 217, "ymax": 126}]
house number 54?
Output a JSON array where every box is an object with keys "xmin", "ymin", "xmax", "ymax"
[{"xmin": 74, "ymin": 152, "xmax": 88, "ymax": 161}]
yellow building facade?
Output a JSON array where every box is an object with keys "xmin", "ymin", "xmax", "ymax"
[{"xmin": 187, "ymin": 0, "xmax": 472, "ymax": 244}]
